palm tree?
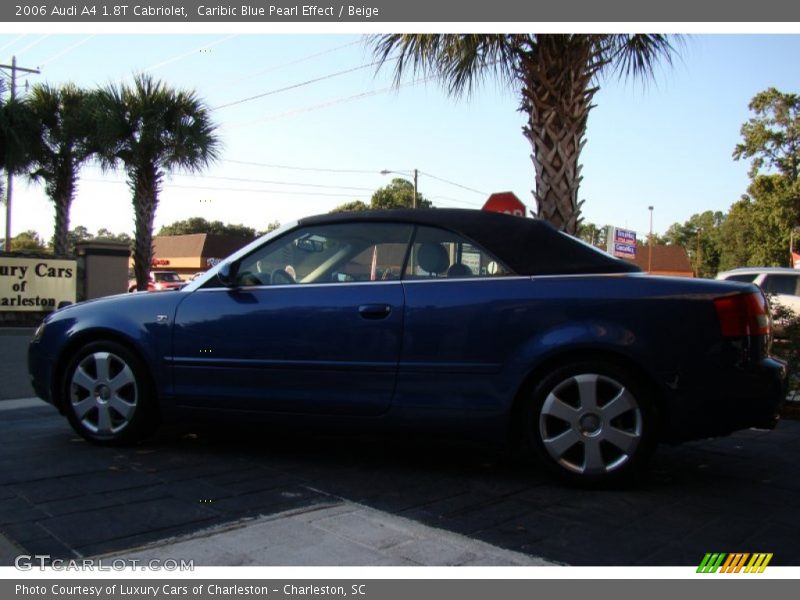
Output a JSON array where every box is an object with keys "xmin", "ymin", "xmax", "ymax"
[
  {"xmin": 93, "ymin": 74, "xmax": 220, "ymax": 291},
  {"xmin": 371, "ymin": 34, "xmax": 678, "ymax": 234},
  {"xmin": 28, "ymin": 83, "xmax": 95, "ymax": 255},
  {"xmin": 1, "ymin": 89, "xmax": 37, "ymax": 250}
]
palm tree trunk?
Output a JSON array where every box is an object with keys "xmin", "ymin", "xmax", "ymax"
[
  {"xmin": 518, "ymin": 36, "xmax": 601, "ymax": 235},
  {"xmin": 52, "ymin": 165, "xmax": 76, "ymax": 256},
  {"xmin": 131, "ymin": 164, "xmax": 161, "ymax": 291}
]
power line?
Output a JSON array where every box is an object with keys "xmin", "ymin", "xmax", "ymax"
[
  {"xmin": 144, "ymin": 35, "xmax": 238, "ymax": 72},
  {"xmin": 225, "ymin": 75, "xmax": 433, "ymax": 128},
  {"xmin": 213, "ymin": 57, "xmax": 394, "ymax": 111},
  {"xmin": 222, "ymin": 39, "xmax": 362, "ymax": 87},
  {"xmin": 0, "ymin": 35, "xmax": 26, "ymax": 54},
  {"xmin": 14, "ymin": 35, "xmax": 50, "ymax": 59},
  {"xmin": 39, "ymin": 35, "xmax": 95, "ymax": 67},
  {"xmin": 419, "ymin": 170, "xmax": 487, "ymax": 196}
]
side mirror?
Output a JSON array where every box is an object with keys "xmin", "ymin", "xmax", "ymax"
[{"xmin": 217, "ymin": 262, "xmax": 239, "ymax": 287}]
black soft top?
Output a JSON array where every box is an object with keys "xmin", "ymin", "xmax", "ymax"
[{"xmin": 299, "ymin": 209, "xmax": 640, "ymax": 276}]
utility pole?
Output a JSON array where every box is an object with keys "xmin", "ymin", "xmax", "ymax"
[
  {"xmin": 413, "ymin": 168, "xmax": 418, "ymax": 209},
  {"xmin": 1, "ymin": 56, "xmax": 40, "ymax": 251}
]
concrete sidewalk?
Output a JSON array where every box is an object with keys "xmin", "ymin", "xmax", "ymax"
[{"xmin": 96, "ymin": 502, "xmax": 554, "ymax": 566}]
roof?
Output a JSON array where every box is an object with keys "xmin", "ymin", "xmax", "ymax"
[
  {"xmin": 300, "ymin": 209, "xmax": 640, "ymax": 276},
  {"xmin": 623, "ymin": 244, "xmax": 693, "ymax": 274},
  {"xmin": 718, "ymin": 267, "xmax": 799, "ymax": 276},
  {"xmin": 153, "ymin": 233, "xmax": 255, "ymax": 259}
]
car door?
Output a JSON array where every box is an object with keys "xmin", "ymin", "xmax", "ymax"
[
  {"xmin": 171, "ymin": 222, "xmax": 413, "ymax": 416},
  {"xmin": 396, "ymin": 225, "xmax": 533, "ymax": 414}
]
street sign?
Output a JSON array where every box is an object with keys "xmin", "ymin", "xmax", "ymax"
[
  {"xmin": 482, "ymin": 192, "xmax": 526, "ymax": 217},
  {"xmin": 609, "ymin": 227, "xmax": 637, "ymax": 259}
]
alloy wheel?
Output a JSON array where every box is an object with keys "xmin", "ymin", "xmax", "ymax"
[{"xmin": 69, "ymin": 351, "xmax": 138, "ymax": 435}]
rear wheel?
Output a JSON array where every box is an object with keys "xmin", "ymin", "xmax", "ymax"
[
  {"xmin": 61, "ymin": 341, "xmax": 158, "ymax": 444},
  {"xmin": 527, "ymin": 361, "xmax": 656, "ymax": 485}
]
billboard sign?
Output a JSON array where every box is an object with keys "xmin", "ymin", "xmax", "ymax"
[
  {"xmin": 610, "ymin": 228, "xmax": 637, "ymax": 259},
  {"xmin": 0, "ymin": 257, "xmax": 77, "ymax": 311}
]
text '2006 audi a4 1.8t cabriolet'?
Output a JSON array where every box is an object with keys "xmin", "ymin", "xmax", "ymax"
[{"xmin": 28, "ymin": 209, "xmax": 786, "ymax": 484}]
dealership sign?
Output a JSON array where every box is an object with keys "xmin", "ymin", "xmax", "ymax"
[
  {"xmin": 609, "ymin": 227, "xmax": 637, "ymax": 259},
  {"xmin": 0, "ymin": 257, "xmax": 77, "ymax": 311}
]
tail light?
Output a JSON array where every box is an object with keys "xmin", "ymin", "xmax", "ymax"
[{"xmin": 714, "ymin": 292, "xmax": 771, "ymax": 337}]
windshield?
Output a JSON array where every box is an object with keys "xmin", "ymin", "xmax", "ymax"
[{"xmin": 154, "ymin": 272, "xmax": 182, "ymax": 282}]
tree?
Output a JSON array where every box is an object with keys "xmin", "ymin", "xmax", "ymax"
[
  {"xmin": 96, "ymin": 228, "xmax": 132, "ymax": 244},
  {"xmin": 158, "ymin": 217, "xmax": 256, "ymax": 239},
  {"xmin": 93, "ymin": 75, "xmax": 220, "ymax": 291},
  {"xmin": 370, "ymin": 178, "xmax": 432, "ymax": 210},
  {"xmin": 27, "ymin": 84, "xmax": 96, "ymax": 256},
  {"xmin": 662, "ymin": 211, "xmax": 725, "ymax": 278},
  {"xmin": 1, "ymin": 93, "xmax": 36, "ymax": 224},
  {"xmin": 330, "ymin": 200, "xmax": 369, "ymax": 213},
  {"xmin": 371, "ymin": 34, "xmax": 677, "ymax": 234},
  {"xmin": 576, "ymin": 221, "xmax": 607, "ymax": 247},
  {"xmin": 10, "ymin": 230, "xmax": 47, "ymax": 252},
  {"xmin": 258, "ymin": 220, "xmax": 281, "ymax": 235},
  {"xmin": 330, "ymin": 179, "xmax": 432, "ymax": 213},
  {"xmin": 733, "ymin": 88, "xmax": 800, "ymax": 183}
]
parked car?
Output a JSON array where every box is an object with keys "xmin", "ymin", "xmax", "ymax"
[
  {"xmin": 128, "ymin": 270, "xmax": 186, "ymax": 293},
  {"xmin": 29, "ymin": 210, "xmax": 785, "ymax": 485},
  {"xmin": 716, "ymin": 267, "xmax": 800, "ymax": 335}
]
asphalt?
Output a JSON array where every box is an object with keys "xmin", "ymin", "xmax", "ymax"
[
  {"xmin": 0, "ymin": 399, "xmax": 551, "ymax": 567},
  {"xmin": 0, "ymin": 328, "xmax": 35, "ymax": 400},
  {"xmin": 2, "ymin": 395, "xmax": 800, "ymax": 567}
]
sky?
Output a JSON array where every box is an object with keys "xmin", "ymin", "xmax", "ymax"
[{"xmin": 1, "ymin": 32, "xmax": 799, "ymax": 243}]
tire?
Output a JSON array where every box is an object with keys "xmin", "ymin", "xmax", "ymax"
[
  {"xmin": 526, "ymin": 360, "xmax": 657, "ymax": 486},
  {"xmin": 61, "ymin": 340, "xmax": 159, "ymax": 445}
]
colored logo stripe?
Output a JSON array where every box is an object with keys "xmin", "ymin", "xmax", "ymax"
[{"xmin": 697, "ymin": 553, "xmax": 773, "ymax": 573}]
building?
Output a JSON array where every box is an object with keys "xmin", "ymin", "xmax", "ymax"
[
  {"xmin": 623, "ymin": 244, "xmax": 694, "ymax": 277},
  {"xmin": 138, "ymin": 233, "xmax": 256, "ymax": 280}
]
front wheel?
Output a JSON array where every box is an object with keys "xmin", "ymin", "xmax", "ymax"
[
  {"xmin": 527, "ymin": 361, "xmax": 657, "ymax": 486},
  {"xmin": 61, "ymin": 341, "xmax": 158, "ymax": 445}
]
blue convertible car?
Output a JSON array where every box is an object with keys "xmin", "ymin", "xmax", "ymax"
[{"xmin": 28, "ymin": 209, "xmax": 785, "ymax": 484}]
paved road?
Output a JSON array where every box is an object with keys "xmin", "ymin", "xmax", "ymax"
[
  {"xmin": 1, "ymin": 403, "xmax": 799, "ymax": 566},
  {"xmin": 0, "ymin": 328, "xmax": 34, "ymax": 400}
]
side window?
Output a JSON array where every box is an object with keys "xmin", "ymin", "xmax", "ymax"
[
  {"xmin": 233, "ymin": 223, "xmax": 413, "ymax": 286},
  {"xmin": 761, "ymin": 274, "xmax": 800, "ymax": 296},
  {"xmin": 404, "ymin": 226, "xmax": 514, "ymax": 280}
]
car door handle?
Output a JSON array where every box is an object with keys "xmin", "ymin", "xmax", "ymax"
[{"xmin": 358, "ymin": 304, "xmax": 392, "ymax": 320}]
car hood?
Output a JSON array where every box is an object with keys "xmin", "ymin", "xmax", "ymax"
[{"xmin": 43, "ymin": 289, "xmax": 187, "ymax": 326}]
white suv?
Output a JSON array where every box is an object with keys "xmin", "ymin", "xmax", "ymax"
[{"xmin": 717, "ymin": 268, "xmax": 800, "ymax": 333}]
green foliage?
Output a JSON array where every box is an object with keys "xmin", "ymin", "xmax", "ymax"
[
  {"xmin": 92, "ymin": 74, "xmax": 220, "ymax": 291},
  {"xmin": 662, "ymin": 211, "xmax": 725, "ymax": 278},
  {"xmin": 158, "ymin": 217, "xmax": 256, "ymax": 239},
  {"xmin": 576, "ymin": 222, "xmax": 608, "ymax": 247},
  {"xmin": 370, "ymin": 178, "xmax": 431, "ymax": 210},
  {"xmin": 26, "ymin": 83, "xmax": 97, "ymax": 255},
  {"xmin": 718, "ymin": 175, "xmax": 798, "ymax": 270},
  {"xmin": 330, "ymin": 179, "xmax": 432, "ymax": 213},
  {"xmin": 733, "ymin": 88, "xmax": 800, "ymax": 182},
  {"xmin": 10, "ymin": 230, "xmax": 47, "ymax": 251},
  {"xmin": 259, "ymin": 221, "xmax": 281, "ymax": 235},
  {"xmin": 330, "ymin": 200, "xmax": 369, "ymax": 213}
]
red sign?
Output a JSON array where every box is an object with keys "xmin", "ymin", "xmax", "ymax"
[{"xmin": 482, "ymin": 192, "xmax": 526, "ymax": 217}]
